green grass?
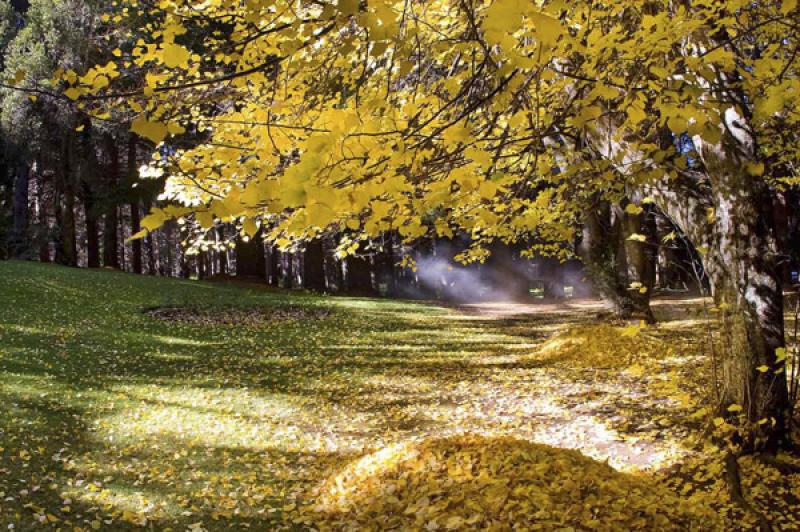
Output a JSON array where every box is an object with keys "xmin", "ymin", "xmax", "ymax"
[
  {"xmin": 1, "ymin": 261, "xmax": 798, "ymax": 531},
  {"xmin": 0, "ymin": 260, "xmax": 554, "ymax": 530}
]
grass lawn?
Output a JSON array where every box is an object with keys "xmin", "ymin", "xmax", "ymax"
[{"xmin": 1, "ymin": 261, "xmax": 798, "ymax": 531}]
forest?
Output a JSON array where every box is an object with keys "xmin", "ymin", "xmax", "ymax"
[{"xmin": 1, "ymin": 0, "xmax": 800, "ymax": 530}]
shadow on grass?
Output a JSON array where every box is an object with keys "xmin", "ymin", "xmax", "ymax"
[{"xmin": 0, "ymin": 261, "xmax": 745, "ymax": 530}]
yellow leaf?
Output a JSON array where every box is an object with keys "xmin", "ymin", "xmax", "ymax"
[
  {"xmin": 444, "ymin": 516, "xmax": 465, "ymax": 529},
  {"xmin": 530, "ymin": 11, "xmax": 562, "ymax": 46},
  {"xmin": 242, "ymin": 218, "xmax": 258, "ymax": 238},
  {"xmin": 626, "ymin": 364, "xmax": 645, "ymax": 377},
  {"xmin": 140, "ymin": 210, "xmax": 167, "ymax": 232},
  {"xmin": 162, "ymin": 43, "xmax": 191, "ymax": 68},
  {"xmin": 128, "ymin": 229, "xmax": 148, "ymax": 241},
  {"xmin": 667, "ymin": 116, "xmax": 687, "ymax": 134},
  {"xmin": 478, "ymin": 181, "xmax": 497, "ymax": 199},
  {"xmin": 745, "ymin": 162, "xmax": 765, "ymax": 176},
  {"xmin": 167, "ymin": 122, "xmax": 186, "ymax": 135},
  {"xmin": 64, "ymin": 87, "xmax": 83, "ymax": 101},
  {"xmin": 624, "ymin": 203, "xmax": 643, "ymax": 215},
  {"xmin": 196, "ymin": 211, "xmax": 214, "ymax": 229},
  {"xmin": 131, "ymin": 118, "xmax": 169, "ymax": 144},
  {"xmin": 337, "ymin": 0, "xmax": 359, "ymax": 17}
]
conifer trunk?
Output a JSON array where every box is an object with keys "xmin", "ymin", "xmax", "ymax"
[
  {"xmin": 102, "ymin": 135, "xmax": 120, "ymax": 269},
  {"xmin": 303, "ymin": 239, "xmax": 326, "ymax": 291},
  {"xmin": 10, "ymin": 160, "xmax": 29, "ymax": 257}
]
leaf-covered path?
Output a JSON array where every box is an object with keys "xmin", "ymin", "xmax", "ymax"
[{"xmin": 1, "ymin": 262, "xmax": 798, "ymax": 531}]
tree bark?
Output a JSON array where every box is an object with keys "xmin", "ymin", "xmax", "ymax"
[
  {"xmin": 284, "ymin": 250, "xmax": 294, "ymax": 288},
  {"xmin": 579, "ymin": 199, "xmax": 644, "ymax": 318},
  {"xmin": 130, "ymin": 201, "xmax": 142, "ymax": 273},
  {"xmin": 641, "ymin": 119, "xmax": 793, "ymax": 450},
  {"xmin": 36, "ymin": 169, "xmax": 50, "ymax": 263},
  {"xmin": 127, "ymin": 138, "xmax": 142, "ymax": 274},
  {"xmin": 324, "ymin": 235, "xmax": 344, "ymax": 292},
  {"xmin": 621, "ymin": 198, "xmax": 655, "ymax": 322},
  {"xmin": 346, "ymin": 247, "xmax": 374, "ymax": 294},
  {"xmin": 374, "ymin": 234, "xmax": 397, "ymax": 296},
  {"xmin": 81, "ymin": 181, "xmax": 101, "ymax": 268},
  {"xmin": 54, "ymin": 142, "xmax": 77, "ymax": 267},
  {"xmin": 695, "ymin": 138, "xmax": 790, "ymax": 451},
  {"xmin": 102, "ymin": 135, "xmax": 120, "ymax": 269},
  {"xmin": 215, "ymin": 227, "xmax": 228, "ymax": 276},
  {"xmin": 303, "ymin": 238, "xmax": 326, "ymax": 291},
  {"xmin": 10, "ymin": 160, "xmax": 30, "ymax": 258},
  {"xmin": 236, "ymin": 233, "xmax": 266, "ymax": 279},
  {"xmin": 57, "ymin": 182, "xmax": 78, "ymax": 267},
  {"xmin": 268, "ymin": 244, "xmax": 281, "ymax": 286}
]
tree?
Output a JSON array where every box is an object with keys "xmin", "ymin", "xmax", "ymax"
[{"xmin": 69, "ymin": 0, "xmax": 800, "ymax": 451}]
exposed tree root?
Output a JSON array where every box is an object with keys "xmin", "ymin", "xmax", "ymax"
[{"xmin": 725, "ymin": 453, "xmax": 774, "ymax": 532}]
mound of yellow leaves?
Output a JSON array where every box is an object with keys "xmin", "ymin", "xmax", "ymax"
[
  {"xmin": 535, "ymin": 323, "xmax": 665, "ymax": 369},
  {"xmin": 303, "ymin": 435, "xmax": 719, "ymax": 531}
]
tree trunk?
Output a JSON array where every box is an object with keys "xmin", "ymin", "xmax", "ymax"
[
  {"xmin": 621, "ymin": 198, "xmax": 655, "ymax": 322},
  {"xmin": 216, "ymin": 227, "xmax": 228, "ymax": 276},
  {"xmin": 699, "ymin": 145, "xmax": 790, "ymax": 451},
  {"xmin": 54, "ymin": 142, "xmax": 77, "ymax": 267},
  {"xmin": 81, "ymin": 181, "xmax": 101, "ymax": 268},
  {"xmin": 10, "ymin": 160, "xmax": 29, "ymax": 257},
  {"xmin": 103, "ymin": 136, "xmax": 120, "ymax": 269},
  {"xmin": 236, "ymin": 233, "xmax": 266, "ymax": 279},
  {"xmin": 772, "ymin": 192, "xmax": 793, "ymax": 286},
  {"xmin": 374, "ymin": 234, "xmax": 397, "ymax": 296},
  {"xmin": 324, "ymin": 235, "xmax": 344, "ymax": 292},
  {"xmin": 103, "ymin": 207, "xmax": 119, "ymax": 268},
  {"xmin": 588, "ymin": 106, "xmax": 791, "ymax": 450},
  {"xmin": 127, "ymin": 138, "xmax": 142, "ymax": 274},
  {"xmin": 36, "ymin": 169, "xmax": 50, "ymax": 262},
  {"xmin": 346, "ymin": 247, "xmax": 374, "ymax": 294},
  {"xmin": 165, "ymin": 220, "xmax": 177, "ymax": 276},
  {"xmin": 303, "ymin": 238, "xmax": 326, "ymax": 291},
  {"xmin": 130, "ymin": 201, "xmax": 142, "ymax": 273},
  {"xmin": 268, "ymin": 244, "xmax": 281, "ymax": 286},
  {"xmin": 580, "ymin": 200, "xmax": 640, "ymax": 317},
  {"xmin": 58, "ymin": 183, "xmax": 78, "ymax": 267},
  {"xmin": 284, "ymin": 250, "xmax": 294, "ymax": 288}
]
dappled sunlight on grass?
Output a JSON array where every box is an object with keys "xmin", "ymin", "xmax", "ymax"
[
  {"xmin": 1, "ymin": 262, "xmax": 799, "ymax": 530},
  {"xmin": 145, "ymin": 334, "xmax": 223, "ymax": 347}
]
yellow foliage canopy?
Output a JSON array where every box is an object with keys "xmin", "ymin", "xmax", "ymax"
[{"xmin": 64, "ymin": 0, "xmax": 800, "ymax": 260}]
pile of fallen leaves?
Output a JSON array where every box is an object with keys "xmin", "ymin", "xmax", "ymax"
[
  {"xmin": 535, "ymin": 322, "xmax": 666, "ymax": 369},
  {"xmin": 301, "ymin": 435, "xmax": 719, "ymax": 531},
  {"xmin": 143, "ymin": 305, "xmax": 331, "ymax": 325}
]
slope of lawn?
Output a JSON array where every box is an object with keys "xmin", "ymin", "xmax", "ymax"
[{"xmin": 0, "ymin": 261, "xmax": 798, "ymax": 531}]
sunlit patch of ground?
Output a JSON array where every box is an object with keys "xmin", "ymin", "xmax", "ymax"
[{"xmin": 0, "ymin": 261, "xmax": 798, "ymax": 531}]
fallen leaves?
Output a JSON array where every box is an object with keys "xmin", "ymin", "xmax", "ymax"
[
  {"xmin": 302, "ymin": 435, "xmax": 718, "ymax": 531},
  {"xmin": 1, "ymin": 262, "xmax": 799, "ymax": 530}
]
